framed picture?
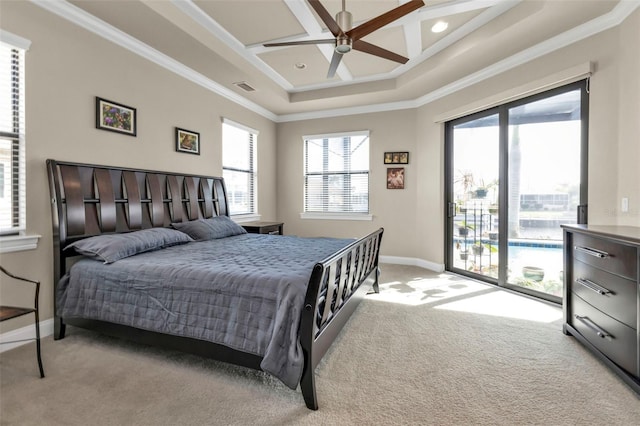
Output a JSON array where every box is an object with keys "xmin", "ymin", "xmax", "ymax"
[
  {"xmin": 95, "ymin": 97, "xmax": 136, "ymax": 136},
  {"xmin": 175, "ymin": 127, "xmax": 200, "ymax": 155},
  {"xmin": 387, "ymin": 167, "xmax": 405, "ymax": 189},
  {"xmin": 384, "ymin": 151, "xmax": 409, "ymax": 164}
]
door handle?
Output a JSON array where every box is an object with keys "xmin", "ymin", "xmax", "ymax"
[
  {"xmin": 574, "ymin": 245, "xmax": 610, "ymax": 259},
  {"xmin": 577, "ymin": 204, "xmax": 588, "ymax": 224},
  {"xmin": 575, "ymin": 278, "xmax": 611, "ymax": 295},
  {"xmin": 574, "ymin": 315, "xmax": 612, "ymax": 340},
  {"xmin": 448, "ymin": 202, "xmax": 456, "ymax": 218}
]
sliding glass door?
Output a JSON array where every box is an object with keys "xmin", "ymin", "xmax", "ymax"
[
  {"xmin": 445, "ymin": 81, "xmax": 588, "ymax": 303},
  {"xmin": 448, "ymin": 112, "xmax": 500, "ymax": 281}
]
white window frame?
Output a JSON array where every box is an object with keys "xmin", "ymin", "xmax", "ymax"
[
  {"xmin": 222, "ymin": 118, "xmax": 258, "ymax": 221},
  {"xmin": 301, "ymin": 130, "xmax": 372, "ymax": 221},
  {"xmin": 0, "ymin": 30, "xmax": 39, "ymax": 253}
]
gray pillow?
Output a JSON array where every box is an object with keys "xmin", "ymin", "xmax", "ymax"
[
  {"xmin": 171, "ymin": 216, "xmax": 247, "ymax": 241},
  {"xmin": 65, "ymin": 227, "xmax": 193, "ymax": 263}
]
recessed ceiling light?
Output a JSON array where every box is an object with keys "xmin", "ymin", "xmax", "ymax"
[
  {"xmin": 431, "ymin": 21, "xmax": 448, "ymax": 33},
  {"xmin": 294, "ymin": 63, "xmax": 307, "ymax": 70}
]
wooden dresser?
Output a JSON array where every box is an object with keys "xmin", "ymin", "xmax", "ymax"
[{"xmin": 562, "ymin": 224, "xmax": 640, "ymax": 394}]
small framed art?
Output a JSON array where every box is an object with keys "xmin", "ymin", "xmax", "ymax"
[
  {"xmin": 95, "ymin": 97, "xmax": 136, "ymax": 136},
  {"xmin": 384, "ymin": 151, "xmax": 409, "ymax": 164},
  {"xmin": 387, "ymin": 167, "xmax": 405, "ymax": 189},
  {"xmin": 176, "ymin": 127, "xmax": 200, "ymax": 155}
]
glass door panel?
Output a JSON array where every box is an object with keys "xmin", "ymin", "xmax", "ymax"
[
  {"xmin": 445, "ymin": 80, "xmax": 588, "ymax": 303},
  {"xmin": 450, "ymin": 113, "xmax": 500, "ymax": 280},
  {"xmin": 506, "ymin": 90, "xmax": 583, "ymax": 297}
]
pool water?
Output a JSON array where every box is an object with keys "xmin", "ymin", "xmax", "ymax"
[
  {"xmin": 508, "ymin": 245, "xmax": 563, "ymax": 283},
  {"xmin": 453, "ymin": 242, "xmax": 564, "ymax": 296}
]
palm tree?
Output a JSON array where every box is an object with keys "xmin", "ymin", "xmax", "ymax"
[
  {"xmin": 455, "ymin": 170, "xmax": 475, "ymax": 202},
  {"xmin": 508, "ymin": 125, "xmax": 521, "ymax": 238}
]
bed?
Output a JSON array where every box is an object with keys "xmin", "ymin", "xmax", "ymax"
[{"xmin": 46, "ymin": 159, "xmax": 383, "ymax": 410}]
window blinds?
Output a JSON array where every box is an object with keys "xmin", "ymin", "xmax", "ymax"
[
  {"xmin": 222, "ymin": 119, "xmax": 257, "ymax": 215},
  {"xmin": 0, "ymin": 42, "xmax": 25, "ymax": 235},
  {"xmin": 304, "ymin": 132, "xmax": 369, "ymax": 213}
]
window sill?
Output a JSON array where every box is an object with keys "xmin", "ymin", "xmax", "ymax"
[
  {"xmin": 300, "ymin": 212, "xmax": 373, "ymax": 221},
  {"xmin": 231, "ymin": 214, "xmax": 261, "ymax": 223},
  {"xmin": 0, "ymin": 234, "xmax": 41, "ymax": 254}
]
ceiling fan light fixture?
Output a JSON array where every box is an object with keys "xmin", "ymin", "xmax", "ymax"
[
  {"xmin": 335, "ymin": 36, "xmax": 352, "ymax": 54},
  {"xmin": 335, "ymin": 43, "xmax": 351, "ymax": 54}
]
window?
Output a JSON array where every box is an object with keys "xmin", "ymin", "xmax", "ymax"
[
  {"xmin": 303, "ymin": 131, "xmax": 370, "ymax": 216},
  {"xmin": 0, "ymin": 35, "xmax": 27, "ymax": 236},
  {"xmin": 222, "ymin": 118, "xmax": 257, "ymax": 216}
]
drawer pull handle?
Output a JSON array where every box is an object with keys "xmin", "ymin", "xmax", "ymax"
[
  {"xmin": 575, "ymin": 278, "xmax": 611, "ymax": 296},
  {"xmin": 574, "ymin": 315, "xmax": 612, "ymax": 340},
  {"xmin": 574, "ymin": 245, "xmax": 610, "ymax": 259}
]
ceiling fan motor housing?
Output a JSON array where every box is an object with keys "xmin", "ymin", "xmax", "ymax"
[
  {"xmin": 336, "ymin": 9, "xmax": 353, "ymax": 31},
  {"xmin": 335, "ymin": 10, "xmax": 353, "ymax": 53}
]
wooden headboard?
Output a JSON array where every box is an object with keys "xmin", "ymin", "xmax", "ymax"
[{"xmin": 46, "ymin": 159, "xmax": 229, "ymax": 278}]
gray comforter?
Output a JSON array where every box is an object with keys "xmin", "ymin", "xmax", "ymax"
[{"xmin": 58, "ymin": 233, "xmax": 353, "ymax": 389}]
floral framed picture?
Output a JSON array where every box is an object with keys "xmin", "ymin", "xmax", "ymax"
[
  {"xmin": 384, "ymin": 151, "xmax": 409, "ymax": 164},
  {"xmin": 176, "ymin": 127, "xmax": 200, "ymax": 155},
  {"xmin": 387, "ymin": 167, "xmax": 405, "ymax": 189},
  {"xmin": 95, "ymin": 97, "xmax": 136, "ymax": 136}
]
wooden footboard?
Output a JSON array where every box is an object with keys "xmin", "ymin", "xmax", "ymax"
[{"xmin": 299, "ymin": 227, "xmax": 384, "ymax": 409}]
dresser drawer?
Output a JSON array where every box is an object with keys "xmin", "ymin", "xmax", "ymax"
[
  {"xmin": 572, "ymin": 259, "xmax": 637, "ymax": 329},
  {"xmin": 572, "ymin": 233, "xmax": 637, "ymax": 280},
  {"xmin": 569, "ymin": 294, "xmax": 638, "ymax": 376}
]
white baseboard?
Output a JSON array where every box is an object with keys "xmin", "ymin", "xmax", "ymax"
[
  {"xmin": 379, "ymin": 255, "xmax": 445, "ymax": 273},
  {"xmin": 0, "ymin": 318, "xmax": 54, "ymax": 353}
]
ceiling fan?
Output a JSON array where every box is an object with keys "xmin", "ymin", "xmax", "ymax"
[{"xmin": 264, "ymin": 0, "xmax": 425, "ymax": 78}]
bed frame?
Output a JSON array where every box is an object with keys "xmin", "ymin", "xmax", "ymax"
[{"xmin": 46, "ymin": 159, "xmax": 383, "ymax": 410}]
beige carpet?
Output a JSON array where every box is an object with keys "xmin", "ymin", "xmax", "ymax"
[{"xmin": 1, "ymin": 264, "xmax": 639, "ymax": 425}]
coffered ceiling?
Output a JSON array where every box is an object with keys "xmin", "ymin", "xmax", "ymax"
[{"xmin": 38, "ymin": 0, "xmax": 638, "ymax": 120}]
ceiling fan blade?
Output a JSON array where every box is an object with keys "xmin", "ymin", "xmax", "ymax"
[
  {"xmin": 346, "ymin": 0, "xmax": 424, "ymax": 41},
  {"xmin": 264, "ymin": 39, "xmax": 335, "ymax": 47},
  {"xmin": 308, "ymin": 0, "xmax": 343, "ymax": 37},
  {"xmin": 327, "ymin": 51, "xmax": 343, "ymax": 78},
  {"xmin": 352, "ymin": 39, "xmax": 409, "ymax": 64}
]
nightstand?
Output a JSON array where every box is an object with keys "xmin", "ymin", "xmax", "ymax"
[{"xmin": 241, "ymin": 221, "xmax": 284, "ymax": 235}]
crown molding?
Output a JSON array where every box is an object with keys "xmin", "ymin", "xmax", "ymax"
[
  {"xmin": 277, "ymin": 99, "xmax": 418, "ymax": 123},
  {"xmin": 29, "ymin": 0, "xmax": 277, "ymax": 121},
  {"xmin": 30, "ymin": 0, "xmax": 639, "ymax": 124},
  {"xmin": 0, "ymin": 29, "xmax": 32, "ymax": 50},
  {"xmin": 414, "ymin": 0, "xmax": 639, "ymax": 108}
]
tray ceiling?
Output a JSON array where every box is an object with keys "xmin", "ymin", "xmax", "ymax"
[{"xmin": 51, "ymin": 0, "xmax": 635, "ymax": 119}]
